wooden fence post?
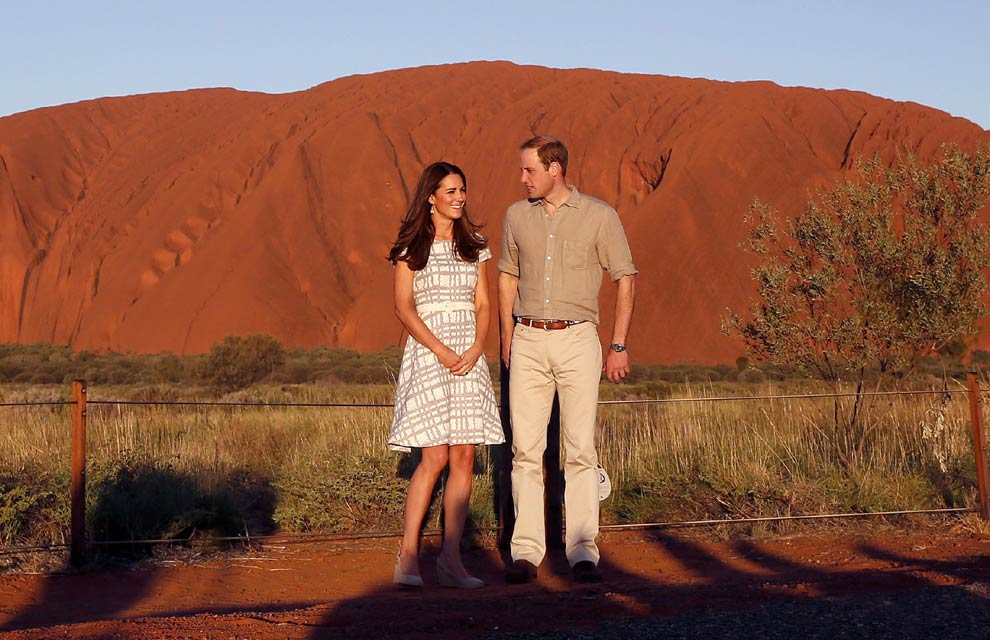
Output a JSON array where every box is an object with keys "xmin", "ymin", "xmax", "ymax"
[
  {"xmin": 967, "ymin": 372, "xmax": 989, "ymax": 521},
  {"xmin": 71, "ymin": 379, "xmax": 87, "ymax": 566}
]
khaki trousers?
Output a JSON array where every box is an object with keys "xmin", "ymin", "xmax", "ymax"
[{"xmin": 509, "ymin": 321, "xmax": 602, "ymax": 567}]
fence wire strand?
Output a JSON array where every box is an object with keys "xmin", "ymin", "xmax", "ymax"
[
  {"xmin": 71, "ymin": 386, "xmax": 966, "ymax": 409},
  {"xmin": 0, "ymin": 401, "xmax": 72, "ymax": 407}
]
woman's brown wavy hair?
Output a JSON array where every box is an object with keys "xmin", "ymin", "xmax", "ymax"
[{"xmin": 387, "ymin": 161, "xmax": 487, "ymax": 270}]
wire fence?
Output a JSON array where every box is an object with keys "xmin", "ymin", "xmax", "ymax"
[
  {"xmin": 0, "ymin": 379, "xmax": 987, "ymax": 560},
  {"xmin": 0, "ymin": 386, "xmax": 970, "ymax": 410}
]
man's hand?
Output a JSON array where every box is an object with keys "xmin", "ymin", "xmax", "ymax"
[
  {"xmin": 605, "ymin": 274, "xmax": 635, "ymax": 383},
  {"xmin": 500, "ymin": 334, "xmax": 512, "ymax": 368},
  {"xmin": 498, "ymin": 272, "xmax": 520, "ymax": 369},
  {"xmin": 604, "ymin": 349, "xmax": 630, "ymax": 383}
]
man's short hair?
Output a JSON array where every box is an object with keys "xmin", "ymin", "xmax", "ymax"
[{"xmin": 521, "ymin": 135, "xmax": 568, "ymax": 177}]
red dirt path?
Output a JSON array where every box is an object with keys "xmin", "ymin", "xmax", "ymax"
[{"xmin": 2, "ymin": 523, "xmax": 989, "ymax": 639}]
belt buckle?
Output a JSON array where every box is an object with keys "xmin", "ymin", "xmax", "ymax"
[{"xmin": 541, "ymin": 320, "xmax": 551, "ymax": 331}]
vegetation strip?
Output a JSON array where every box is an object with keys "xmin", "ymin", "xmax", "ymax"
[{"xmin": 3, "ymin": 352, "xmax": 987, "ymax": 569}]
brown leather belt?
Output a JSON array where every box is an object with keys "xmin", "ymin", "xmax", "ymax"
[{"xmin": 516, "ymin": 318, "xmax": 582, "ymax": 331}]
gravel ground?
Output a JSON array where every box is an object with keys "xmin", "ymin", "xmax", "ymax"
[{"xmin": 486, "ymin": 582, "xmax": 990, "ymax": 640}]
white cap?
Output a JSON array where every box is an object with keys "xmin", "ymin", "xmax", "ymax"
[{"xmin": 598, "ymin": 464, "xmax": 611, "ymax": 501}]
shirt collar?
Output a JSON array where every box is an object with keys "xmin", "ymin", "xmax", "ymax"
[{"xmin": 529, "ymin": 186, "xmax": 582, "ymax": 209}]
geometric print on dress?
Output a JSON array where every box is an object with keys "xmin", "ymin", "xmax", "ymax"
[{"xmin": 389, "ymin": 240, "xmax": 504, "ymax": 452}]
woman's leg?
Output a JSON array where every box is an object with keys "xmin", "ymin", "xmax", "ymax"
[
  {"xmin": 399, "ymin": 445, "xmax": 449, "ymax": 576},
  {"xmin": 438, "ymin": 444, "xmax": 476, "ymax": 575}
]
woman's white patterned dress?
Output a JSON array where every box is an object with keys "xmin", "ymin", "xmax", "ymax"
[{"xmin": 388, "ymin": 240, "xmax": 504, "ymax": 452}]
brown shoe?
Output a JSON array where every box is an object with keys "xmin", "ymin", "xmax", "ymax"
[
  {"xmin": 572, "ymin": 560, "xmax": 603, "ymax": 583},
  {"xmin": 505, "ymin": 559, "xmax": 538, "ymax": 584}
]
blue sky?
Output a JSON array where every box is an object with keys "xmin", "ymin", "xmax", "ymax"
[{"xmin": 2, "ymin": 1, "xmax": 988, "ymax": 128}]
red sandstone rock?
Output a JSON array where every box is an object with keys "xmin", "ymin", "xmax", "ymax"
[{"xmin": 1, "ymin": 62, "xmax": 987, "ymax": 363}]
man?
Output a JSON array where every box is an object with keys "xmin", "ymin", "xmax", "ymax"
[{"xmin": 498, "ymin": 135, "xmax": 637, "ymax": 584}]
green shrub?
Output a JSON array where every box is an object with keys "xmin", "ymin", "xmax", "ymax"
[
  {"xmin": 274, "ymin": 454, "xmax": 407, "ymax": 533},
  {"xmin": 0, "ymin": 470, "xmax": 67, "ymax": 545},
  {"xmin": 153, "ymin": 354, "xmax": 186, "ymax": 383},
  {"xmin": 198, "ymin": 334, "xmax": 286, "ymax": 391}
]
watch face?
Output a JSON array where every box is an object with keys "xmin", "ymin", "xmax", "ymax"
[{"xmin": 611, "ymin": 343, "xmax": 626, "ymax": 353}]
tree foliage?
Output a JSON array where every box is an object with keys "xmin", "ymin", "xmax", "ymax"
[
  {"xmin": 724, "ymin": 145, "xmax": 990, "ymax": 466},
  {"xmin": 199, "ymin": 334, "xmax": 286, "ymax": 391},
  {"xmin": 726, "ymin": 145, "xmax": 990, "ymax": 379}
]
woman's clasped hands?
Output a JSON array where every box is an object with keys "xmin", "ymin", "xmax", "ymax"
[{"xmin": 435, "ymin": 343, "xmax": 482, "ymax": 377}]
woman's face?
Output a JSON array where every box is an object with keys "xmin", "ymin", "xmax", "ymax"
[{"xmin": 429, "ymin": 173, "xmax": 466, "ymax": 223}]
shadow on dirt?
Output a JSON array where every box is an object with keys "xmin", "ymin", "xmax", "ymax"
[
  {"xmin": 302, "ymin": 528, "xmax": 990, "ymax": 640},
  {"xmin": 1, "ymin": 462, "xmax": 288, "ymax": 632}
]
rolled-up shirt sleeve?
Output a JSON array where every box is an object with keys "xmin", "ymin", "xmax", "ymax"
[
  {"xmin": 497, "ymin": 210, "xmax": 520, "ymax": 276},
  {"xmin": 598, "ymin": 208, "xmax": 637, "ymax": 281}
]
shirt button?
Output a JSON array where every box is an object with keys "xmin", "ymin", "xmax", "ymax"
[
  {"xmin": 547, "ymin": 256, "xmax": 552, "ymax": 260},
  {"xmin": 549, "ymin": 234, "xmax": 554, "ymax": 238},
  {"xmin": 545, "ymin": 299, "xmax": 550, "ymax": 303},
  {"xmin": 546, "ymin": 276, "xmax": 550, "ymax": 280}
]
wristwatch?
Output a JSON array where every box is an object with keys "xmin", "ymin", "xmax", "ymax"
[{"xmin": 609, "ymin": 343, "xmax": 627, "ymax": 353}]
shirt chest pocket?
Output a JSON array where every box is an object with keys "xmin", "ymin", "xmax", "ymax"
[{"xmin": 563, "ymin": 241, "xmax": 590, "ymax": 270}]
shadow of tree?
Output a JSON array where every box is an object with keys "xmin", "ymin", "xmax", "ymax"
[
  {"xmin": 1, "ymin": 462, "xmax": 281, "ymax": 632},
  {"xmin": 88, "ymin": 458, "xmax": 277, "ymax": 557}
]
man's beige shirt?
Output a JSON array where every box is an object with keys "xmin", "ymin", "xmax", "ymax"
[{"xmin": 498, "ymin": 187, "xmax": 637, "ymax": 325}]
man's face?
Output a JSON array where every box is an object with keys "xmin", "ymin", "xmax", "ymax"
[{"xmin": 520, "ymin": 148, "xmax": 554, "ymax": 199}]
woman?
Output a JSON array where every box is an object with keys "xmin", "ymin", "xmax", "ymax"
[{"xmin": 387, "ymin": 161, "xmax": 503, "ymax": 588}]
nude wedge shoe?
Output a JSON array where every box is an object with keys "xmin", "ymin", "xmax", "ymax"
[
  {"xmin": 393, "ymin": 552, "xmax": 424, "ymax": 588},
  {"xmin": 436, "ymin": 557, "xmax": 484, "ymax": 589}
]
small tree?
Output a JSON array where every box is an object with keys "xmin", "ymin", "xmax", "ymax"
[
  {"xmin": 200, "ymin": 334, "xmax": 286, "ymax": 391},
  {"xmin": 724, "ymin": 145, "xmax": 990, "ymax": 467}
]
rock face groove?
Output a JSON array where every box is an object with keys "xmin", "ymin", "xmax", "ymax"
[{"xmin": 1, "ymin": 62, "xmax": 987, "ymax": 362}]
